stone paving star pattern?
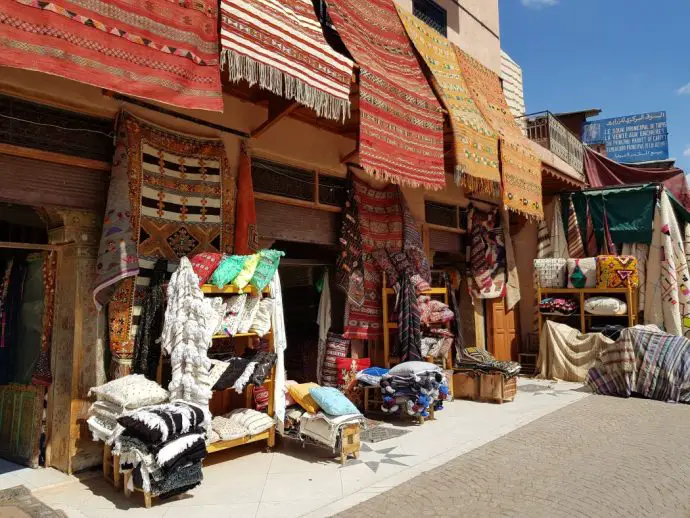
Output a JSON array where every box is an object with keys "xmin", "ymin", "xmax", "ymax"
[{"xmin": 336, "ymin": 396, "xmax": 690, "ymax": 518}]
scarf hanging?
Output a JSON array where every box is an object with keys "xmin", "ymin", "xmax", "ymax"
[
  {"xmin": 31, "ymin": 251, "xmax": 56, "ymax": 387},
  {"xmin": 316, "ymin": 270, "xmax": 332, "ymax": 384},
  {"xmin": 536, "ymin": 219, "xmax": 553, "ymax": 260},
  {"xmin": 132, "ymin": 259, "xmax": 167, "ymax": 381},
  {"xmin": 219, "ymin": 0, "xmax": 353, "ymax": 121},
  {"xmin": 269, "ymin": 272, "xmax": 288, "ymax": 431},
  {"xmin": 396, "ymin": 6, "xmax": 501, "ymax": 196},
  {"xmin": 326, "ymin": 0, "xmax": 445, "ymax": 189},
  {"xmin": 234, "ymin": 145, "xmax": 259, "ymax": 255},
  {"xmin": 566, "ymin": 196, "xmax": 585, "ymax": 259},
  {"xmin": 397, "ymin": 274, "xmax": 422, "ymax": 363}
]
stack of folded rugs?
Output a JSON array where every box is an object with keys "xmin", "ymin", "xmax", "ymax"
[
  {"xmin": 87, "ymin": 375, "xmax": 170, "ymax": 443},
  {"xmin": 455, "ymin": 347, "xmax": 521, "ymax": 378},
  {"xmin": 111, "ymin": 401, "xmax": 211, "ymax": 500},
  {"xmin": 379, "ymin": 362, "xmax": 449, "ymax": 418}
]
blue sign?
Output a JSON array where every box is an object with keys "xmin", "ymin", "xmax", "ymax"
[{"xmin": 582, "ymin": 111, "xmax": 669, "ymax": 163}]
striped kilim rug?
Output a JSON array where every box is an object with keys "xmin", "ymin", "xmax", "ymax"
[
  {"xmin": 220, "ymin": 0, "xmax": 354, "ymax": 121},
  {"xmin": 327, "ymin": 0, "xmax": 445, "ymax": 190}
]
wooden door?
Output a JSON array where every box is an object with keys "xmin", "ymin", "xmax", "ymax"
[{"xmin": 486, "ymin": 299, "xmax": 519, "ymax": 362}]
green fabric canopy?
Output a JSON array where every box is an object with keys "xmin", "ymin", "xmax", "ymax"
[{"xmin": 562, "ymin": 184, "xmax": 658, "ymax": 246}]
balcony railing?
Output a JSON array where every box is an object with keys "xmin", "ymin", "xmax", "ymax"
[{"xmin": 518, "ymin": 111, "xmax": 585, "ymax": 181}]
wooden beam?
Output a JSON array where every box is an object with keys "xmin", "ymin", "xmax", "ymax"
[
  {"xmin": 250, "ymin": 100, "xmax": 299, "ymax": 139},
  {"xmin": 340, "ymin": 147, "xmax": 359, "ymax": 164},
  {"xmin": 254, "ymin": 192, "xmax": 342, "ymax": 213},
  {"xmin": 0, "ymin": 143, "xmax": 111, "ymax": 171}
]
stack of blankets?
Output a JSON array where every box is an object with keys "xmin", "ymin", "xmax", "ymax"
[
  {"xmin": 456, "ymin": 347, "xmax": 521, "ymax": 379},
  {"xmin": 379, "ymin": 362, "xmax": 449, "ymax": 418},
  {"xmin": 111, "ymin": 401, "xmax": 210, "ymax": 499},
  {"xmin": 87, "ymin": 374, "xmax": 170, "ymax": 443}
]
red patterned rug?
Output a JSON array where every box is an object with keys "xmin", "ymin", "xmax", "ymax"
[
  {"xmin": 326, "ymin": 0, "xmax": 445, "ymax": 190},
  {"xmin": 0, "ymin": 0, "xmax": 223, "ymax": 111}
]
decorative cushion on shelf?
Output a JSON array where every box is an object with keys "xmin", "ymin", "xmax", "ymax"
[
  {"xmin": 211, "ymin": 415, "xmax": 248, "ymax": 441},
  {"xmin": 250, "ymin": 249, "xmax": 285, "ymax": 291},
  {"xmin": 207, "ymin": 359, "xmax": 230, "ymax": 388},
  {"xmin": 285, "ymin": 380, "xmax": 298, "ymax": 406},
  {"xmin": 287, "ymin": 382, "xmax": 321, "ymax": 414},
  {"xmin": 226, "ymin": 408, "xmax": 274, "ymax": 435},
  {"xmin": 567, "ymin": 258, "xmax": 597, "ymax": 289},
  {"xmin": 232, "ymin": 254, "xmax": 261, "ymax": 290},
  {"xmin": 220, "ymin": 294, "xmax": 248, "ymax": 336},
  {"xmin": 584, "ymin": 296, "xmax": 628, "ymax": 316},
  {"xmin": 597, "ymin": 255, "xmax": 639, "ymax": 288},
  {"xmin": 190, "ymin": 252, "xmax": 223, "ymax": 286},
  {"xmin": 322, "ymin": 333, "xmax": 351, "ymax": 388},
  {"xmin": 309, "ymin": 387, "xmax": 361, "ymax": 417},
  {"xmin": 237, "ymin": 294, "xmax": 262, "ymax": 334},
  {"xmin": 206, "ymin": 429, "xmax": 221, "ymax": 445},
  {"xmin": 254, "ymin": 385, "xmax": 269, "ymax": 411},
  {"xmin": 533, "ymin": 258, "xmax": 567, "ymax": 288},
  {"xmin": 249, "ymin": 298, "xmax": 274, "ymax": 337},
  {"xmin": 388, "ymin": 361, "xmax": 442, "ymax": 377},
  {"xmin": 336, "ymin": 357, "xmax": 372, "ymax": 389},
  {"xmin": 539, "ymin": 297, "xmax": 578, "ymax": 315},
  {"xmin": 88, "ymin": 374, "xmax": 168, "ymax": 410},
  {"xmin": 211, "ymin": 255, "xmax": 248, "ymax": 288}
]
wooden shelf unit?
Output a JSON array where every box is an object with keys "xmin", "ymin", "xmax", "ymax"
[{"xmin": 536, "ymin": 285, "xmax": 638, "ymax": 334}]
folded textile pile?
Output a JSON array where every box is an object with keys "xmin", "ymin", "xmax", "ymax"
[
  {"xmin": 456, "ymin": 347, "xmax": 521, "ymax": 379},
  {"xmin": 211, "ymin": 350, "xmax": 277, "ymax": 393},
  {"xmin": 87, "ymin": 374, "xmax": 169, "ymax": 443},
  {"xmin": 539, "ymin": 297, "xmax": 578, "ymax": 315},
  {"xmin": 420, "ymin": 329, "xmax": 454, "ymax": 360},
  {"xmin": 418, "ymin": 296, "xmax": 454, "ymax": 325},
  {"xmin": 111, "ymin": 401, "xmax": 210, "ymax": 499},
  {"xmin": 299, "ymin": 412, "xmax": 364, "ymax": 450},
  {"xmin": 207, "ymin": 408, "xmax": 274, "ymax": 445},
  {"xmin": 356, "ymin": 367, "xmax": 390, "ymax": 387},
  {"xmin": 379, "ymin": 362, "xmax": 449, "ymax": 418}
]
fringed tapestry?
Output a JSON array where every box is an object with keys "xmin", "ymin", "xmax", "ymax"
[
  {"xmin": 455, "ymin": 47, "xmax": 543, "ymax": 219},
  {"xmin": 220, "ymin": 0, "xmax": 354, "ymax": 121},
  {"xmin": 396, "ymin": 7, "xmax": 501, "ymax": 197},
  {"xmin": 466, "ymin": 205, "xmax": 506, "ymax": 299},
  {"xmin": 234, "ymin": 146, "xmax": 259, "ymax": 255},
  {"xmin": 0, "ymin": 0, "xmax": 223, "ymax": 111},
  {"xmin": 94, "ymin": 112, "xmax": 235, "ymax": 377},
  {"xmin": 327, "ymin": 0, "xmax": 445, "ymax": 190}
]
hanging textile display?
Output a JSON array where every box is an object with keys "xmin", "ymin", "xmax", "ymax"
[
  {"xmin": 584, "ymin": 200, "xmax": 598, "ymax": 257},
  {"xmin": 398, "ymin": 275, "xmax": 422, "ymax": 362},
  {"xmin": 269, "ymin": 272, "xmax": 288, "ymax": 430},
  {"xmin": 344, "ymin": 176, "xmax": 404, "ymax": 340},
  {"xmin": 621, "ymin": 243, "xmax": 649, "ymax": 313},
  {"xmin": 537, "ymin": 219, "xmax": 553, "ymax": 260},
  {"xmin": 335, "ymin": 180, "xmax": 365, "ymax": 307},
  {"xmin": 234, "ymin": 146, "xmax": 259, "ymax": 255},
  {"xmin": 0, "ymin": 0, "xmax": 223, "ymax": 111},
  {"xmin": 454, "ymin": 47, "xmax": 543, "ymax": 219},
  {"xmin": 501, "ymin": 208, "xmax": 521, "ymax": 311},
  {"xmin": 31, "ymin": 251, "xmax": 56, "ymax": 387},
  {"xmin": 395, "ymin": 7, "xmax": 500, "ymax": 196},
  {"xmin": 566, "ymin": 197, "xmax": 585, "ymax": 259},
  {"xmin": 645, "ymin": 191, "xmax": 690, "ymax": 337},
  {"xmin": 326, "ymin": 0, "xmax": 445, "ymax": 189},
  {"xmin": 401, "ymin": 197, "xmax": 432, "ymax": 286},
  {"xmin": 601, "ymin": 209, "xmax": 616, "ymax": 255},
  {"xmin": 93, "ymin": 112, "xmax": 235, "ymax": 376},
  {"xmin": 219, "ymin": 0, "xmax": 353, "ymax": 121},
  {"xmin": 466, "ymin": 205, "xmax": 506, "ymax": 299},
  {"xmin": 316, "ymin": 270, "xmax": 332, "ymax": 384},
  {"xmin": 551, "ymin": 197, "xmax": 568, "ymax": 259}
]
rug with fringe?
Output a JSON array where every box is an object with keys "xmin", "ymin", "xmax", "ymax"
[
  {"xmin": 219, "ymin": 0, "xmax": 354, "ymax": 122},
  {"xmin": 327, "ymin": 0, "xmax": 445, "ymax": 190}
]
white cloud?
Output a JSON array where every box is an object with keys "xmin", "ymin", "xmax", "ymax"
[
  {"xmin": 678, "ymin": 83, "xmax": 690, "ymax": 95},
  {"xmin": 521, "ymin": 0, "xmax": 559, "ymax": 8},
  {"xmin": 684, "ymin": 145, "xmax": 690, "ymax": 157}
]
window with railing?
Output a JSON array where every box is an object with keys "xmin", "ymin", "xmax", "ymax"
[{"xmin": 413, "ymin": 0, "xmax": 447, "ymax": 37}]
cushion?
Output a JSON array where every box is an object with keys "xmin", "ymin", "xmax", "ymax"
[
  {"xmin": 237, "ymin": 294, "xmax": 262, "ymax": 334},
  {"xmin": 117, "ymin": 401, "xmax": 209, "ymax": 443},
  {"xmin": 388, "ymin": 361, "xmax": 442, "ymax": 377},
  {"xmin": 206, "ymin": 429, "xmax": 221, "ymax": 445},
  {"xmin": 191, "ymin": 252, "xmax": 223, "ymax": 286},
  {"xmin": 336, "ymin": 357, "xmax": 371, "ymax": 388},
  {"xmin": 211, "ymin": 255, "xmax": 248, "ymax": 288},
  {"xmin": 226, "ymin": 408, "xmax": 274, "ymax": 435},
  {"xmin": 211, "ymin": 415, "xmax": 248, "ymax": 441},
  {"xmin": 287, "ymin": 382, "xmax": 321, "ymax": 414},
  {"xmin": 249, "ymin": 298, "xmax": 274, "ymax": 337},
  {"xmin": 254, "ymin": 385, "xmax": 269, "ymax": 411},
  {"xmin": 567, "ymin": 258, "xmax": 597, "ymax": 289},
  {"xmin": 88, "ymin": 374, "xmax": 168, "ymax": 410},
  {"xmin": 285, "ymin": 380, "xmax": 298, "ymax": 406},
  {"xmin": 250, "ymin": 249, "xmax": 285, "ymax": 291},
  {"xmin": 309, "ymin": 387, "xmax": 361, "ymax": 417},
  {"xmin": 597, "ymin": 255, "xmax": 639, "ymax": 288},
  {"xmin": 220, "ymin": 294, "xmax": 247, "ymax": 336},
  {"xmin": 231, "ymin": 254, "xmax": 261, "ymax": 290},
  {"xmin": 584, "ymin": 296, "xmax": 628, "ymax": 316},
  {"xmin": 322, "ymin": 333, "xmax": 351, "ymax": 388},
  {"xmin": 534, "ymin": 258, "xmax": 567, "ymax": 288}
]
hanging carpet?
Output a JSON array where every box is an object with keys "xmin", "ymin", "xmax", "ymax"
[
  {"xmin": 220, "ymin": 0, "xmax": 353, "ymax": 121},
  {"xmin": 0, "ymin": 0, "xmax": 223, "ymax": 111},
  {"xmin": 94, "ymin": 112, "xmax": 235, "ymax": 376},
  {"xmin": 466, "ymin": 205, "xmax": 506, "ymax": 299},
  {"xmin": 454, "ymin": 47, "xmax": 543, "ymax": 219},
  {"xmin": 326, "ymin": 0, "xmax": 445, "ymax": 190},
  {"xmin": 396, "ymin": 7, "xmax": 500, "ymax": 197}
]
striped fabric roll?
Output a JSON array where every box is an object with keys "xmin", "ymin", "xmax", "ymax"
[
  {"xmin": 567, "ymin": 197, "xmax": 585, "ymax": 259},
  {"xmin": 536, "ymin": 219, "xmax": 553, "ymax": 259}
]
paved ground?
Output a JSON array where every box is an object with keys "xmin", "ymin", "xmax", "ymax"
[{"xmin": 335, "ymin": 395, "xmax": 690, "ymax": 518}]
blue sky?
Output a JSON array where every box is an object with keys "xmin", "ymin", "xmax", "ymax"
[{"xmin": 499, "ymin": 0, "xmax": 690, "ymax": 171}]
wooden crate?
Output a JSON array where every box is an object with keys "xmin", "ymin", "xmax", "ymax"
[
  {"xmin": 479, "ymin": 373, "xmax": 517, "ymax": 403},
  {"xmin": 453, "ymin": 372, "xmax": 480, "ymax": 400},
  {"xmin": 340, "ymin": 423, "xmax": 361, "ymax": 465}
]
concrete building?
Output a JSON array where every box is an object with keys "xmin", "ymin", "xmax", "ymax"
[{"xmin": 501, "ymin": 50, "xmax": 526, "ymax": 119}]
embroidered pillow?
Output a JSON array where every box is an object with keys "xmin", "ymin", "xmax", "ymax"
[
  {"xmin": 231, "ymin": 254, "xmax": 261, "ymax": 290},
  {"xmin": 533, "ymin": 258, "xmax": 567, "ymax": 288},
  {"xmin": 254, "ymin": 385, "xmax": 269, "ymax": 411},
  {"xmin": 249, "ymin": 298, "xmax": 274, "ymax": 337},
  {"xmin": 336, "ymin": 357, "xmax": 371, "ymax": 388},
  {"xmin": 597, "ymin": 255, "xmax": 639, "ymax": 288},
  {"xmin": 309, "ymin": 387, "xmax": 361, "ymax": 417},
  {"xmin": 238, "ymin": 294, "xmax": 262, "ymax": 334},
  {"xmin": 322, "ymin": 333, "xmax": 351, "ymax": 388},
  {"xmin": 287, "ymin": 382, "xmax": 321, "ymax": 414},
  {"xmin": 220, "ymin": 294, "xmax": 248, "ymax": 336},
  {"xmin": 584, "ymin": 296, "xmax": 628, "ymax": 316},
  {"xmin": 250, "ymin": 249, "xmax": 285, "ymax": 290},
  {"xmin": 88, "ymin": 374, "xmax": 168, "ymax": 410},
  {"xmin": 211, "ymin": 255, "xmax": 248, "ymax": 288},
  {"xmin": 567, "ymin": 258, "xmax": 597, "ymax": 289},
  {"xmin": 226, "ymin": 408, "xmax": 274, "ymax": 435},
  {"xmin": 211, "ymin": 415, "xmax": 248, "ymax": 441},
  {"xmin": 191, "ymin": 252, "xmax": 223, "ymax": 286}
]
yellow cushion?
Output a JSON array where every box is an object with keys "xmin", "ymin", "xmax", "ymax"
[
  {"xmin": 231, "ymin": 253, "xmax": 261, "ymax": 290},
  {"xmin": 287, "ymin": 383, "xmax": 321, "ymax": 414}
]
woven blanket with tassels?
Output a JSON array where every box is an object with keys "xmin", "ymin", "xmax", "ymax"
[{"xmin": 219, "ymin": 0, "xmax": 353, "ymax": 122}]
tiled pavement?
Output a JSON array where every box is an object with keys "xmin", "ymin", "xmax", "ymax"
[
  {"xmin": 10, "ymin": 379, "xmax": 590, "ymax": 517},
  {"xmin": 332, "ymin": 395, "xmax": 690, "ymax": 518}
]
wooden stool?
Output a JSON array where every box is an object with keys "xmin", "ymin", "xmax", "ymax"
[
  {"xmin": 102, "ymin": 444, "xmax": 121, "ymax": 489},
  {"xmin": 122, "ymin": 470, "xmax": 153, "ymax": 509},
  {"xmin": 340, "ymin": 424, "xmax": 361, "ymax": 465}
]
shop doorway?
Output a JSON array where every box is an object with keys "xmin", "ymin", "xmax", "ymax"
[
  {"xmin": 486, "ymin": 298, "xmax": 520, "ymax": 362},
  {"xmin": 0, "ymin": 203, "xmax": 54, "ymax": 468}
]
